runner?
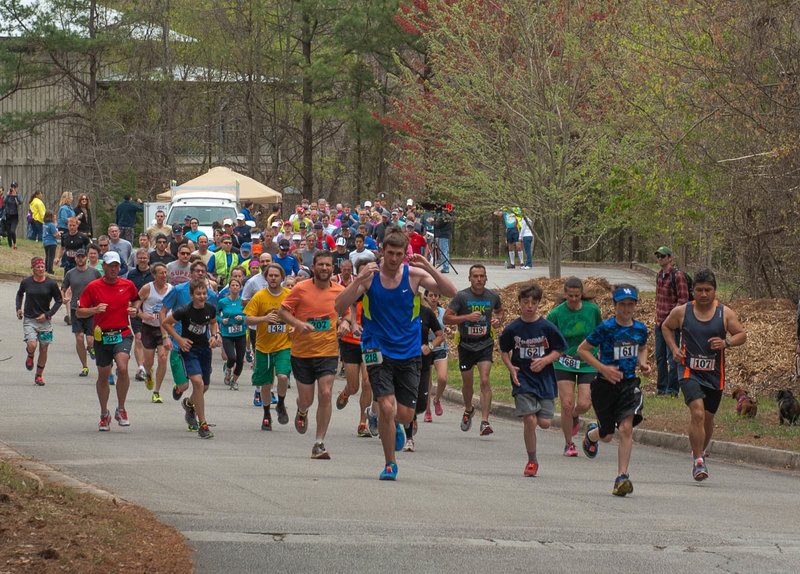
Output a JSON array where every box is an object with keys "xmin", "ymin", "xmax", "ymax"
[
  {"xmin": 546, "ymin": 277, "xmax": 603, "ymax": 456},
  {"xmin": 135, "ymin": 262, "xmax": 173, "ymax": 403},
  {"xmin": 444, "ymin": 264, "xmax": 504, "ymax": 436},
  {"xmin": 162, "ymin": 278, "xmax": 222, "ymax": 439},
  {"xmin": 499, "ymin": 283, "xmax": 567, "ymax": 476},
  {"xmin": 279, "ymin": 251, "xmax": 350, "ymax": 459},
  {"xmin": 61, "ymin": 248, "xmax": 101, "ymax": 377},
  {"xmin": 425, "ymin": 289, "xmax": 450, "ymax": 420},
  {"xmin": 127, "ymin": 248, "xmax": 154, "ymax": 383},
  {"xmin": 244, "ymin": 263, "xmax": 293, "ymax": 430},
  {"xmin": 577, "ymin": 284, "xmax": 650, "ymax": 496},
  {"xmin": 218, "ymin": 277, "xmax": 247, "ymax": 390},
  {"xmin": 16, "ymin": 257, "xmax": 62, "ymax": 385},
  {"xmin": 660, "ymin": 269, "xmax": 746, "ymax": 482},
  {"xmin": 57, "ymin": 217, "xmax": 91, "ymax": 319},
  {"xmin": 76, "ymin": 252, "xmax": 140, "ymax": 431},
  {"xmin": 335, "ymin": 227, "xmax": 457, "ymax": 480}
]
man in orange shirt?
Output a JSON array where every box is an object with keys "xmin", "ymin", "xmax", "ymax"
[{"xmin": 279, "ymin": 251, "xmax": 351, "ymax": 459}]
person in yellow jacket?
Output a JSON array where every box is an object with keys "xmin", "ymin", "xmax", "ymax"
[
  {"xmin": 207, "ymin": 233, "xmax": 240, "ymax": 287},
  {"xmin": 29, "ymin": 190, "xmax": 46, "ymax": 242}
]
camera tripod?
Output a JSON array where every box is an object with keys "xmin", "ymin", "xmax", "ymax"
[{"xmin": 429, "ymin": 234, "xmax": 457, "ymax": 275}]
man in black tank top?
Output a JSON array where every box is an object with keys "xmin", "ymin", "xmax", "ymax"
[{"xmin": 661, "ymin": 269, "xmax": 746, "ymax": 483}]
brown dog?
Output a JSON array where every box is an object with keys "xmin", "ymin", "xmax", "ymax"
[
  {"xmin": 732, "ymin": 388, "xmax": 758, "ymax": 418},
  {"xmin": 775, "ymin": 390, "xmax": 800, "ymax": 425}
]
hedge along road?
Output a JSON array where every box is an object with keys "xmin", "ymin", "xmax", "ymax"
[{"xmin": 0, "ymin": 276, "xmax": 798, "ymax": 574}]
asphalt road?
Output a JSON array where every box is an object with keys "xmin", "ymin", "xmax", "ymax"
[{"xmin": 2, "ymin": 272, "xmax": 799, "ymax": 573}]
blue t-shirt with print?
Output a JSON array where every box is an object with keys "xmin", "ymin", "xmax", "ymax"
[
  {"xmin": 499, "ymin": 317, "xmax": 567, "ymax": 398},
  {"xmin": 585, "ymin": 317, "xmax": 648, "ymax": 379}
]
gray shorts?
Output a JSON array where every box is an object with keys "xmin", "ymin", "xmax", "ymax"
[
  {"xmin": 71, "ymin": 309, "xmax": 94, "ymax": 337},
  {"xmin": 514, "ymin": 392, "xmax": 555, "ymax": 419},
  {"xmin": 23, "ymin": 317, "xmax": 54, "ymax": 345}
]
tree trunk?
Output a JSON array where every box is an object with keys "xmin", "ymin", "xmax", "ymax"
[
  {"xmin": 301, "ymin": 9, "xmax": 313, "ymax": 197},
  {"xmin": 548, "ymin": 215, "xmax": 561, "ymax": 278}
]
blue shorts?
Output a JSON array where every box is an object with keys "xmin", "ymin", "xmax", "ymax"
[
  {"xmin": 505, "ymin": 227, "xmax": 519, "ymax": 244},
  {"xmin": 181, "ymin": 346, "xmax": 212, "ymax": 387}
]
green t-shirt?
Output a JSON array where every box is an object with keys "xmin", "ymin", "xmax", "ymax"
[{"xmin": 546, "ymin": 300, "xmax": 603, "ymax": 373}]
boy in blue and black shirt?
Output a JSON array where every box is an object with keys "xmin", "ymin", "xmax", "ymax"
[{"xmin": 577, "ymin": 284, "xmax": 650, "ymax": 497}]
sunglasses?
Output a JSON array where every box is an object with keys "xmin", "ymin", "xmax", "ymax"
[{"xmin": 656, "ymin": 254, "xmax": 668, "ymax": 259}]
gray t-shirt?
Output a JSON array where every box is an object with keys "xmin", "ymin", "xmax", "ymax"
[
  {"xmin": 448, "ymin": 287, "xmax": 503, "ymax": 352},
  {"xmin": 349, "ymin": 249, "xmax": 376, "ymax": 270},
  {"xmin": 62, "ymin": 266, "xmax": 102, "ymax": 307},
  {"xmin": 108, "ymin": 238, "xmax": 133, "ymax": 264},
  {"xmin": 166, "ymin": 260, "xmax": 192, "ymax": 285}
]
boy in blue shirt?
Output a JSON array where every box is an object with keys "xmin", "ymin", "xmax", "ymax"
[
  {"xmin": 577, "ymin": 284, "xmax": 650, "ymax": 497},
  {"xmin": 499, "ymin": 283, "xmax": 567, "ymax": 477}
]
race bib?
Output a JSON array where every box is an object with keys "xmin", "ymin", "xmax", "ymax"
[
  {"xmin": 228, "ymin": 323, "xmax": 243, "ymax": 334},
  {"xmin": 188, "ymin": 322, "xmax": 206, "ymax": 336},
  {"xmin": 467, "ymin": 324, "xmax": 488, "ymax": 336},
  {"xmin": 102, "ymin": 333, "xmax": 122, "ymax": 345},
  {"xmin": 613, "ymin": 343, "xmax": 638, "ymax": 361},
  {"xmin": 308, "ymin": 317, "xmax": 330, "ymax": 331},
  {"xmin": 38, "ymin": 331, "xmax": 54, "ymax": 342},
  {"xmin": 268, "ymin": 323, "xmax": 287, "ymax": 334},
  {"xmin": 362, "ymin": 348, "xmax": 383, "ymax": 365},
  {"xmin": 689, "ymin": 356, "xmax": 715, "ymax": 371},
  {"xmin": 559, "ymin": 355, "xmax": 581, "ymax": 370},
  {"xmin": 520, "ymin": 346, "xmax": 545, "ymax": 359}
]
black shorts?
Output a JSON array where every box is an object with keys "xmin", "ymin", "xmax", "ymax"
[
  {"xmin": 130, "ymin": 316, "xmax": 143, "ymax": 334},
  {"xmin": 555, "ymin": 370, "xmax": 595, "ymax": 385},
  {"xmin": 140, "ymin": 323, "xmax": 164, "ymax": 350},
  {"xmin": 95, "ymin": 333, "xmax": 134, "ymax": 368},
  {"xmin": 680, "ymin": 378, "xmax": 723, "ymax": 414},
  {"xmin": 458, "ymin": 344, "xmax": 493, "ymax": 371},
  {"xmin": 368, "ymin": 355, "xmax": 422, "ymax": 409},
  {"xmin": 590, "ymin": 376, "xmax": 643, "ymax": 438},
  {"xmin": 291, "ymin": 355, "xmax": 339, "ymax": 384},
  {"xmin": 70, "ymin": 309, "xmax": 94, "ymax": 337},
  {"xmin": 340, "ymin": 340, "xmax": 363, "ymax": 365}
]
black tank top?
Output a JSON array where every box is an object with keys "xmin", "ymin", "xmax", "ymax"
[{"xmin": 681, "ymin": 301, "xmax": 726, "ymax": 390}]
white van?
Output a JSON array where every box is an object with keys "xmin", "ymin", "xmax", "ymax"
[{"xmin": 164, "ymin": 192, "xmax": 240, "ymax": 238}]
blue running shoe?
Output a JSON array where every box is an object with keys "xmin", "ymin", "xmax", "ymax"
[
  {"xmin": 612, "ymin": 473, "xmax": 633, "ymax": 496},
  {"xmin": 270, "ymin": 391, "xmax": 277, "ymax": 405},
  {"xmin": 365, "ymin": 406, "xmax": 378, "ymax": 437},
  {"xmin": 394, "ymin": 423, "xmax": 405, "ymax": 451},
  {"xmin": 253, "ymin": 390, "xmax": 262, "ymax": 407},
  {"xmin": 379, "ymin": 462, "xmax": 398, "ymax": 481},
  {"xmin": 108, "ymin": 372, "xmax": 115, "ymax": 386},
  {"xmin": 583, "ymin": 422, "xmax": 599, "ymax": 458}
]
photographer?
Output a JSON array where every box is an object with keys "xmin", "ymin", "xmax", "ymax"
[{"xmin": 433, "ymin": 207, "xmax": 453, "ymax": 274}]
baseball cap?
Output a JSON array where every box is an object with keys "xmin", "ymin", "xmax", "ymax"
[
  {"xmin": 313, "ymin": 222, "xmax": 323, "ymax": 229},
  {"xmin": 335, "ymin": 236, "xmax": 347, "ymax": 247},
  {"xmin": 612, "ymin": 286, "xmax": 639, "ymax": 302},
  {"xmin": 271, "ymin": 221, "xmax": 281, "ymax": 227},
  {"xmin": 407, "ymin": 198, "xmax": 414, "ymax": 206},
  {"xmin": 236, "ymin": 213, "xmax": 245, "ymax": 220},
  {"xmin": 102, "ymin": 251, "xmax": 122, "ymax": 265},
  {"xmin": 654, "ymin": 246, "xmax": 673, "ymax": 256},
  {"xmin": 292, "ymin": 234, "xmax": 302, "ymax": 241},
  {"xmin": 296, "ymin": 206, "xmax": 305, "ymax": 213},
  {"xmin": 241, "ymin": 242, "xmax": 252, "ymax": 252},
  {"xmin": 171, "ymin": 223, "xmax": 183, "ymax": 233},
  {"xmin": 223, "ymin": 218, "xmax": 233, "ymax": 226},
  {"xmin": 184, "ymin": 215, "xmax": 192, "ymax": 220},
  {"xmin": 10, "ymin": 181, "xmax": 18, "ymax": 187},
  {"xmin": 139, "ymin": 231, "xmax": 148, "ymax": 237},
  {"xmin": 391, "ymin": 210, "xmax": 398, "ymax": 215},
  {"xmin": 364, "ymin": 200, "xmax": 372, "ymax": 207},
  {"xmin": 75, "ymin": 248, "xmax": 87, "ymax": 256},
  {"xmin": 251, "ymin": 244, "xmax": 263, "ymax": 255},
  {"xmin": 279, "ymin": 239, "xmax": 290, "ymax": 250}
]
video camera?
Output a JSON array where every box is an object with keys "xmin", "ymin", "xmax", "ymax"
[{"xmin": 418, "ymin": 201, "xmax": 454, "ymax": 213}]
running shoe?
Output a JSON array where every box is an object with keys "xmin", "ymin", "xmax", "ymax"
[
  {"xmin": 108, "ymin": 372, "xmax": 115, "ymax": 386},
  {"xmin": 276, "ymin": 402, "xmax": 289, "ymax": 425},
  {"xmin": 261, "ymin": 417, "xmax": 272, "ymax": 431},
  {"xmin": 394, "ymin": 423, "xmax": 405, "ymax": 451},
  {"xmin": 507, "ymin": 263, "xmax": 515, "ymax": 269},
  {"xmin": 335, "ymin": 391, "xmax": 349, "ymax": 410},
  {"xmin": 402, "ymin": 438, "xmax": 415, "ymax": 452},
  {"xmin": 197, "ymin": 421, "xmax": 214, "ymax": 439},
  {"xmin": 692, "ymin": 458, "xmax": 709, "ymax": 482},
  {"xmin": 151, "ymin": 392, "xmax": 163, "ymax": 404},
  {"xmin": 172, "ymin": 384, "xmax": 183, "ymax": 401},
  {"xmin": 98, "ymin": 412, "xmax": 111, "ymax": 432},
  {"xmin": 612, "ymin": 474, "xmax": 633, "ymax": 497},
  {"xmin": 424, "ymin": 410, "xmax": 433, "ymax": 423},
  {"xmin": 79, "ymin": 367, "xmax": 89, "ymax": 377},
  {"xmin": 182, "ymin": 397, "xmax": 197, "ymax": 429},
  {"xmin": 564, "ymin": 442, "xmax": 579, "ymax": 457},
  {"xmin": 460, "ymin": 407, "xmax": 475, "ymax": 432},
  {"xmin": 524, "ymin": 461, "xmax": 539, "ymax": 477},
  {"xmin": 357, "ymin": 423, "xmax": 371, "ymax": 437},
  {"xmin": 379, "ymin": 462, "xmax": 398, "ymax": 481},
  {"xmin": 434, "ymin": 399, "xmax": 443, "ymax": 416},
  {"xmin": 64, "ymin": 314, "xmax": 71, "ymax": 325},
  {"xmin": 311, "ymin": 442, "xmax": 330, "ymax": 459},
  {"xmin": 88, "ymin": 346, "xmax": 95, "ymax": 360},
  {"xmin": 270, "ymin": 392, "xmax": 277, "ymax": 405},
  {"xmin": 34, "ymin": 375, "xmax": 45, "ymax": 386},
  {"xmin": 572, "ymin": 415, "xmax": 580, "ymax": 437},
  {"xmin": 25, "ymin": 354, "xmax": 34, "ymax": 371},
  {"xmin": 520, "ymin": 265, "xmax": 532, "ymax": 270},
  {"xmin": 294, "ymin": 410, "xmax": 308, "ymax": 434},
  {"xmin": 223, "ymin": 366, "xmax": 232, "ymax": 387},
  {"xmin": 583, "ymin": 422, "xmax": 599, "ymax": 458},
  {"xmin": 144, "ymin": 372, "xmax": 154, "ymax": 391},
  {"xmin": 114, "ymin": 407, "xmax": 130, "ymax": 427},
  {"xmin": 135, "ymin": 366, "xmax": 146, "ymax": 381},
  {"xmin": 479, "ymin": 420, "xmax": 494, "ymax": 436},
  {"xmin": 365, "ymin": 406, "xmax": 378, "ymax": 436},
  {"xmin": 245, "ymin": 348, "xmax": 253, "ymax": 363},
  {"xmin": 230, "ymin": 380, "xmax": 239, "ymax": 391},
  {"xmin": 253, "ymin": 390, "xmax": 262, "ymax": 407}
]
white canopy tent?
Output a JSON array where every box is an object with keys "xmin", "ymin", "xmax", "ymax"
[{"xmin": 156, "ymin": 166, "xmax": 282, "ymax": 204}]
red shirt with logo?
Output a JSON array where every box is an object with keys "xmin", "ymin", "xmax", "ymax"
[{"xmin": 79, "ymin": 277, "xmax": 139, "ymax": 331}]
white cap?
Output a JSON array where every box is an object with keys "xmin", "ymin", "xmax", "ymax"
[
  {"xmin": 223, "ymin": 218, "xmax": 233, "ymax": 226},
  {"xmin": 406, "ymin": 198, "xmax": 414, "ymax": 206},
  {"xmin": 363, "ymin": 200, "xmax": 372, "ymax": 207},
  {"xmin": 292, "ymin": 234, "xmax": 302, "ymax": 241},
  {"xmin": 236, "ymin": 213, "xmax": 245, "ymax": 220},
  {"xmin": 271, "ymin": 221, "xmax": 281, "ymax": 227},
  {"xmin": 335, "ymin": 236, "xmax": 347, "ymax": 246},
  {"xmin": 102, "ymin": 251, "xmax": 121, "ymax": 265}
]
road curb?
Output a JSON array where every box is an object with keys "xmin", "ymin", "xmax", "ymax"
[{"xmin": 442, "ymin": 388, "xmax": 800, "ymax": 471}]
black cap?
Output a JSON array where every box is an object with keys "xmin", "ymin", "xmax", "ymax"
[
  {"xmin": 172, "ymin": 223, "xmax": 183, "ymax": 233},
  {"xmin": 184, "ymin": 215, "xmax": 192, "ymax": 220},
  {"xmin": 313, "ymin": 222, "xmax": 323, "ymax": 229},
  {"xmin": 279, "ymin": 239, "xmax": 291, "ymax": 250},
  {"xmin": 11, "ymin": 181, "xmax": 18, "ymax": 187}
]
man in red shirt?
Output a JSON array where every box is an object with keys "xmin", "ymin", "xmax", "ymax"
[
  {"xmin": 77, "ymin": 251, "xmax": 140, "ymax": 431},
  {"xmin": 313, "ymin": 222, "xmax": 335, "ymax": 250},
  {"xmin": 405, "ymin": 223, "xmax": 429, "ymax": 259}
]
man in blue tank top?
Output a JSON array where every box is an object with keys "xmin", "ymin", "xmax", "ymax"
[
  {"xmin": 661, "ymin": 269, "xmax": 746, "ymax": 482},
  {"xmin": 335, "ymin": 227, "xmax": 456, "ymax": 481}
]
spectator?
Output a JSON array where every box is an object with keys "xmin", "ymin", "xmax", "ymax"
[
  {"xmin": 127, "ymin": 233, "xmax": 152, "ymax": 269},
  {"xmin": 146, "ymin": 209, "xmax": 170, "ymax": 243},
  {"xmin": 29, "ymin": 190, "xmax": 45, "ymax": 242},
  {"xmin": 654, "ymin": 246, "xmax": 689, "ymax": 397},
  {"xmin": 57, "ymin": 191, "xmax": 75, "ymax": 235},
  {"xmin": 74, "ymin": 194, "xmax": 94, "ymax": 238},
  {"xmin": 185, "ymin": 218, "xmax": 206, "ymax": 243},
  {"xmin": 169, "ymin": 223, "xmax": 194, "ymax": 257},
  {"xmin": 42, "ymin": 210, "xmax": 60, "ymax": 273},
  {"xmin": 149, "ymin": 233, "xmax": 176, "ymax": 265},
  {"xmin": 115, "ymin": 194, "xmax": 143, "ymax": 243},
  {"xmin": 266, "ymin": 204, "xmax": 282, "ymax": 227},
  {"xmin": 433, "ymin": 207, "xmax": 453, "ymax": 274},
  {"xmin": 233, "ymin": 213, "xmax": 252, "ymax": 244},
  {"xmin": 4, "ymin": 183, "xmax": 22, "ymax": 249}
]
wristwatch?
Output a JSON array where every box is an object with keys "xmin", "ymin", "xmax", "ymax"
[{"xmin": 725, "ymin": 337, "xmax": 731, "ymax": 348}]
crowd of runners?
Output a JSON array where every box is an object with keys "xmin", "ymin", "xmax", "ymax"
[{"xmin": 13, "ymin": 199, "xmax": 747, "ymax": 488}]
